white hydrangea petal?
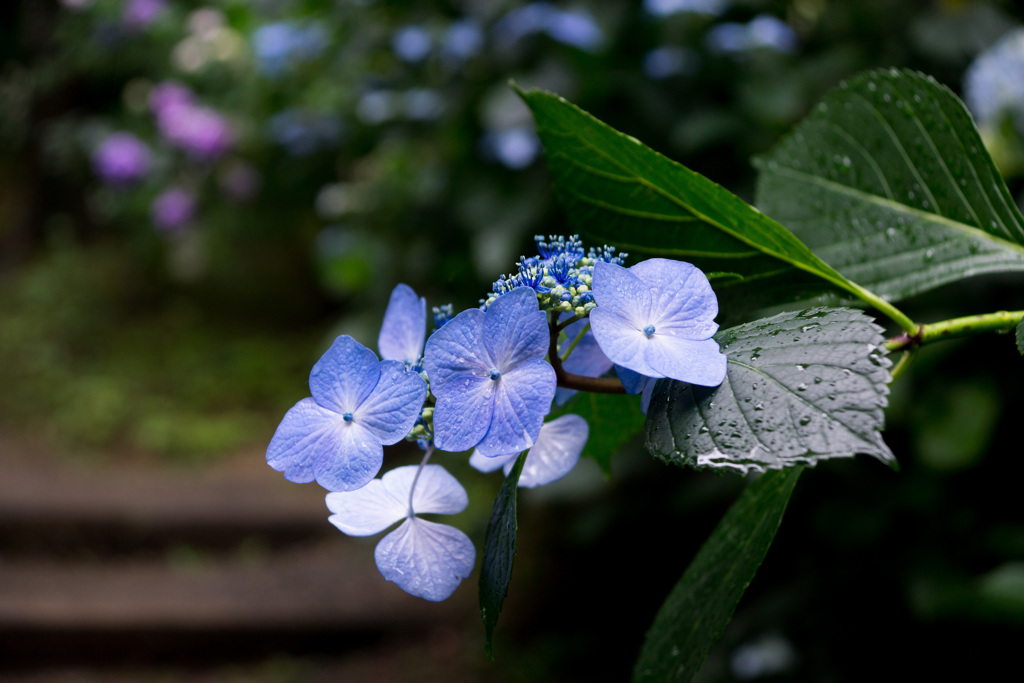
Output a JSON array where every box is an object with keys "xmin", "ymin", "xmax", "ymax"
[
  {"xmin": 374, "ymin": 518, "xmax": 476, "ymax": 602},
  {"xmin": 469, "ymin": 449, "xmax": 518, "ymax": 473},
  {"xmin": 513, "ymin": 414, "xmax": 589, "ymax": 488},
  {"xmin": 376, "ymin": 464, "xmax": 469, "ymax": 516},
  {"xmin": 326, "ymin": 479, "xmax": 407, "ymax": 536}
]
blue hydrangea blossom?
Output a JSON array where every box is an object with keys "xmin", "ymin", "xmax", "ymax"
[
  {"xmin": 326, "ymin": 464, "xmax": 475, "ymax": 601},
  {"xmin": 267, "ymin": 335, "xmax": 427, "ymax": 491},
  {"xmin": 590, "ymin": 258, "xmax": 726, "ymax": 387},
  {"xmin": 378, "ymin": 283, "xmax": 427, "ymax": 366},
  {"xmin": 424, "ymin": 286, "xmax": 556, "ymax": 456},
  {"xmin": 469, "ymin": 414, "xmax": 589, "ymax": 487}
]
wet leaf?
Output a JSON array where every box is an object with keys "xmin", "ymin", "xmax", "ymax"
[
  {"xmin": 645, "ymin": 307, "xmax": 894, "ymax": 472},
  {"xmin": 633, "ymin": 467, "xmax": 802, "ymax": 683},
  {"xmin": 517, "ymin": 87, "xmax": 909, "ymax": 327},
  {"xmin": 756, "ymin": 68, "xmax": 1024, "ymax": 303},
  {"xmin": 1017, "ymin": 316, "xmax": 1024, "ymax": 355}
]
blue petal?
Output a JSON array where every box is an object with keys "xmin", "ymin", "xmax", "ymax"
[
  {"xmin": 355, "ymin": 360, "xmax": 427, "ymax": 444},
  {"xmin": 326, "ymin": 478, "xmax": 407, "ymax": 536},
  {"xmin": 640, "ymin": 377, "xmax": 657, "ymax": 414},
  {"xmin": 590, "ymin": 306, "xmax": 661, "ymax": 377},
  {"xmin": 374, "ymin": 517, "xmax": 476, "ymax": 601},
  {"xmin": 379, "ymin": 284, "xmax": 427, "ymax": 364},
  {"xmin": 515, "ymin": 414, "xmax": 588, "ymax": 487},
  {"xmin": 432, "ymin": 375, "xmax": 495, "ymax": 452},
  {"xmin": 314, "ymin": 420, "xmax": 384, "ymax": 492},
  {"xmin": 629, "ymin": 258, "xmax": 719, "ymax": 338},
  {"xmin": 475, "ymin": 359, "xmax": 556, "ymax": 456},
  {"xmin": 591, "ymin": 261, "xmax": 652, "ymax": 329},
  {"xmin": 309, "ymin": 335, "xmax": 380, "ymax": 414},
  {"xmin": 646, "ymin": 334, "xmax": 727, "ymax": 386},
  {"xmin": 556, "ymin": 319, "xmax": 613, "ymax": 405},
  {"xmin": 423, "ymin": 307, "xmax": 489, "ymax": 392},
  {"xmin": 482, "ymin": 286, "xmax": 548, "ymax": 371},
  {"xmin": 267, "ymin": 397, "xmax": 383, "ymax": 491},
  {"xmin": 615, "ymin": 365, "xmax": 649, "ymax": 394}
]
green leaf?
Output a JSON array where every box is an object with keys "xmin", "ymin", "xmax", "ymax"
[
  {"xmin": 1017, "ymin": 316, "xmax": 1024, "ymax": 355},
  {"xmin": 645, "ymin": 307, "xmax": 894, "ymax": 472},
  {"xmin": 479, "ymin": 450, "xmax": 527, "ymax": 659},
  {"xmin": 633, "ymin": 467, "xmax": 802, "ymax": 683},
  {"xmin": 552, "ymin": 391, "xmax": 645, "ymax": 475},
  {"xmin": 517, "ymin": 87, "xmax": 914, "ymax": 331},
  {"xmin": 755, "ymin": 68, "xmax": 1024, "ymax": 303}
]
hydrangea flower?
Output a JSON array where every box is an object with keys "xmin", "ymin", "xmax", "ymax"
[
  {"xmin": 326, "ymin": 464, "xmax": 475, "ymax": 601},
  {"xmin": 267, "ymin": 335, "xmax": 427, "ymax": 491},
  {"xmin": 91, "ymin": 132, "xmax": 151, "ymax": 185},
  {"xmin": 150, "ymin": 187, "xmax": 196, "ymax": 231},
  {"xmin": 424, "ymin": 286, "xmax": 556, "ymax": 456},
  {"xmin": 590, "ymin": 258, "xmax": 726, "ymax": 387},
  {"xmin": 554, "ymin": 317, "xmax": 613, "ymax": 405},
  {"xmin": 379, "ymin": 283, "xmax": 426, "ymax": 367},
  {"xmin": 469, "ymin": 414, "xmax": 589, "ymax": 487}
]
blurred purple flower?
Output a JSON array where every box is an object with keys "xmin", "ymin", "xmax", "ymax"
[
  {"xmin": 252, "ymin": 21, "xmax": 329, "ymax": 77},
  {"xmin": 156, "ymin": 102, "xmax": 234, "ymax": 161},
  {"xmin": 91, "ymin": 132, "xmax": 152, "ymax": 186},
  {"xmin": 122, "ymin": 0, "xmax": 166, "ymax": 32},
  {"xmin": 149, "ymin": 81, "xmax": 194, "ymax": 115},
  {"xmin": 151, "ymin": 187, "xmax": 197, "ymax": 231}
]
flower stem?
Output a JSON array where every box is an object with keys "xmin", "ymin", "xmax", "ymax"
[
  {"xmin": 408, "ymin": 446, "xmax": 434, "ymax": 517},
  {"xmin": 559, "ymin": 322, "xmax": 590, "ymax": 362},
  {"xmin": 885, "ymin": 310, "xmax": 1024, "ymax": 353},
  {"xmin": 548, "ymin": 313, "xmax": 626, "ymax": 394}
]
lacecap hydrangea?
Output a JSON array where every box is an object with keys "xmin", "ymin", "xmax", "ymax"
[{"xmin": 267, "ymin": 235, "xmax": 727, "ymax": 601}]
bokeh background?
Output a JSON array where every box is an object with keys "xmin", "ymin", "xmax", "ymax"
[{"xmin": 2, "ymin": 0, "xmax": 1024, "ymax": 680}]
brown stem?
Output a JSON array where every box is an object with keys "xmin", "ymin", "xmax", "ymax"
[{"xmin": 548, "ymin": 313, "xmax": 627, "ymax": 394}]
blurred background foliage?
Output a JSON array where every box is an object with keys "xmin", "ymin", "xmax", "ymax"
[{"xmin": 3, "ymin": 0, "xmax": 1024, "ymax": 679}]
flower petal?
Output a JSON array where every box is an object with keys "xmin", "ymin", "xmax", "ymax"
[
  {"xmin": 374, "ymin": 518, "xmax": 476, "ymax": 602},
  {"xmin": 629, "ymin": 258, "xmax": 719, "ymax": 338},
  {"xmin": 513, "ymin": 414, "xmax": 588, "ymax": 488},
  {"xmin": 645, "ymin": 334, "xmax": 727, "ymax": 387},
  {"xmin": 355, "ymin": 360, "xmax": 427, "ymax": 444},
  {"xmin": 309, "ymin": 335, "xmax": 381, "ymax": 413},
  {"xmin": 314, "ymin": 420, "xmax": 384, "ymax": 492},
  {"xmin": 376, "ymin": 464, "xmax": 469, "ymax": 516},
  {"xmin": 423, "ymin": 308, "xmax": 489, "ymax": 392},
  {"xmin": 469, "ymin": 449, "xmax": 517, "ymax": 473},
  {"xmin": 432, "ymin": 375, "xmax": 495, "ymax": 452},
  {"xmin": 326, "ymin": 478, "xmax": 407, "ymax": 536},
  {"xmin": 378, "ymin": 284, "xmax": 427, "ymax": 364},
  {"xmin": 615, "ymin": 365, "xmax": 649, "ymax": 394},
  {"xmin": 266, "ymin": 397, "xmax": 339, "ymax": 484},
  {"xmin": 590, "ymin": 307, "xmax": 662, "ymax": 378},
  {"xmin": 482, "ymin": 286, "xmax": 548, "ymax": 371},
  {"xmin": 591, "ymin": 261, "xmax": 652, "ymax": 328},
  {"xmin": 475, "ymin": 359, "xmax": 556, "ymax": 456},
  {"xmin": 556, "ymin": 319, "xmax": 614, "ymax": 405}
]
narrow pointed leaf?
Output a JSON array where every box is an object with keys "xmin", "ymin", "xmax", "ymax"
[
  {"xmin": 645, "ymin": 308, "xmax": 894, "ymax": 473},
  {"xmin": 1017, "ymin": 317, "xmax": 1024, "ymax": 356},
  {"xmin": 755, "ymin": 68, "xmax": 1024, "ymax": 303},
  {"xmin": 517, "ymin": 88, "xmax": 911, "ymax": 329},
  {"xmin": 479, "ymin": 450, "xmax": 528, "ymax": 659},
  {"xmin": 632, "ymin": 467, "xmax": 802, "ymax": 683}
]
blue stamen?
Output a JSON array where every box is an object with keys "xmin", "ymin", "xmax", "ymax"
[
  {"xmin": 488, "ymin": 368, "xmax": 501, "ymax": 381},
  {"xmin": 643, "ymin": 325, "xmax": 656, "ymax": 338},
  {"xmin": 342, "ymin": 412, "xmax": 354, "ymax": 422}
]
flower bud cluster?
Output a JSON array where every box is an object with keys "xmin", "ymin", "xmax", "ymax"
[{"xmin": 481, "ymin": 234, "xmax": 627, "ymax": 316}]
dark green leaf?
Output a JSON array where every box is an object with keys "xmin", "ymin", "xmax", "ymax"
[
  {"xmin": 479, "ymin": 450, "xmax": 527, "ymax": 659},
  {"xmin": 552, "ymin": 391, "xmax": 645, "ymax": 475},
  {"xmin": 517, "ymin": 87, "xmax": 912, "ymax": 330},
  {"xmin": 645, "ymin": 307, "xmax": 894, "ymax": 472},
  {"xmin": 633, "ymin": 467, "xmax": 802, "ymax": 683},
  {"xmin": 755, "ymin": 68, "xmax": 1024, "ymax": 303},
  {"xmin": 1017, "ymin": 316, "xmax": 1024, "ymax": 355}
]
